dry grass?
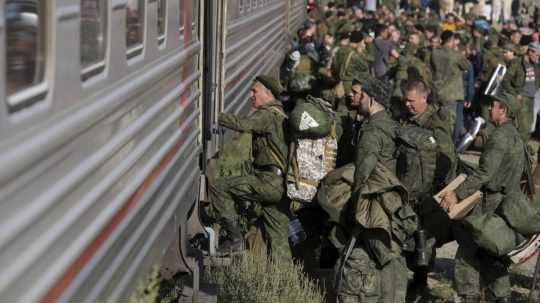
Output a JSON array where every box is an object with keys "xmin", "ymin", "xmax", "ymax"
[{"xmin": 207, "ymin": 252, "xmax": 325, "ymax": 303}]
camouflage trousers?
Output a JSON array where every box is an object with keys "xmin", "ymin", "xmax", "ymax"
[
  {"xmin": 516, "ymin": 96, "xmax": 534, "ymax": 142},
  {"xmin": 207, "ymin": 170, "xmax": 292, "ymax": 260},
  {"xmin": 334, "ymin": 231, "xmax": 408, "ymax": 303},
  {"xmin": 452, "ymin": 193, "xmax": 511, "ymax": 299}
]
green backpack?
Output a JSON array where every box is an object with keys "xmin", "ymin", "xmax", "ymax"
[
  {"xmin": 464, "ymin": 213, "xmax": 523, "ymax": 256},
  {"xmin": 498, "ymin": 191, "xmax": 540, "ymax": 236},
  {"xmin": 289, "ymin": 95, "xmax": 335, "ymax": 139},
  {"xmin": 396, "ymin": 125, "xmax": 438, "ymax": 199}
]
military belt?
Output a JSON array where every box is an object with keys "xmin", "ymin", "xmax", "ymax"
[{"xmin": 255, "ymin": 165, "xmax": 283, "ymax": 176}]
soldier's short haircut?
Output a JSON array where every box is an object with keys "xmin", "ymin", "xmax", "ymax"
[
  {"xmin": 374, "ymin": 24, "xmax": 388, "ymax": 37},
  {"xmin": 327, "ymin": 2, "xmax": 335, "ymax": 8},
  {"xmin": 401, "ymin": 79, "xmax": 430, "ymax": 97},
  {"xmin": 441, "ymin": 30, "xmax": 455, "ymax": 44}
]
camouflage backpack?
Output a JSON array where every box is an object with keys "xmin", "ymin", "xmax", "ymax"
[
  {"xmin": 287, "ymin": 96, "xmax": 338, "ymax": 203},
  {"xmin": 395, "ymin": 125, "xmax": 438, "ymax": 199}
]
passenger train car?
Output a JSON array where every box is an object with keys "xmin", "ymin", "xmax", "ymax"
[{"xmin": 0, "ymin": 0, "xmax": 306, "ymax": 302}]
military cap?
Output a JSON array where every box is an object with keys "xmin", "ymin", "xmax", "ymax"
[
  {"xmin": 362, "ymin": 78, "xmax": 392, "ymax": 108},
  {"xmin": 336, "ymin": 21, "xmax": 355, "ymax": 35},
  {"xmin": 255, "ymin": 75, "xmax": 283, "ymax": 99},
  {"xmin": 337, "ymin": 31, "xmax": 352, "ymax": 40},
  {"xmin": 502, "ymin": 42, "xmax": 517, "ymax": 53},
  {"xmin": 528, "ymin": 41, "xmax": 540, "ymax": 53},
  {"xmin": 492, "ymin": 92, "xmax": 519, "ymax": 116}
]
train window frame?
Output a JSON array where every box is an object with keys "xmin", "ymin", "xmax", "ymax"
[
  {"xmin": 5, "ymin": 0, "xmax": 48, "ymax": 113},
  {"xmin": 126, "ymin": 0, "xmax": 146, "ymax": 60},
  {"xmin": 157, "ymin": 0, "xmax": 166, "ymax": 46},
  {"xmin": 80, "ymin": 0, "xmax": 109, "ymax": 81}
]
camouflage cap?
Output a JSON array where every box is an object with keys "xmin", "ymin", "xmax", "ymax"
[
  {"xmin": 492, "ymin": 92, "xmax": 519, "ymax": 116},
  {"xmin": 362, "ymin": 78, "xmax": 392, "ymax": 108},
  {"xmin": 502, "ymin": 42, "xmax": 517, "ymax": 53},
  {"xmin": 336, "ymin": 21, "xmax": 355, "ymax": 35},
  {"xmin": 255, "ymin": 75, "xmax": 283, "ymax": 99}
]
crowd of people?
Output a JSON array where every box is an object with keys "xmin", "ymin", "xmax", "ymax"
[{"xmin": 202, "ymin": 1, "xmax": 540, "ymax": 302}]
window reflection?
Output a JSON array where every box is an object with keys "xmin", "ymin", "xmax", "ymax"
[
  {"xmin": 81, "ymin": 0, "xmax": 107, "ymax": 77},
  {"xmin": 157, "ymin": 0, "xmax": 166, "ymax": 43},
  {"xmin": 126, "ymin": 0, "xmax": 144, "ymax": 55},
  {"xmin": 5, "ymin": 0, "xmax": 45, "ymax": 95}
]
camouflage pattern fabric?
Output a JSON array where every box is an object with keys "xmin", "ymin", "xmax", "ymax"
[
  {"xmin": 207, "ymin": 172, "xmax": 291, "ymax": 261},
  {"xmin": 453, "ymin": 120, "xmax": 526, "ymax": 299},
  {"xmin": 334, "ymin": 231, "xmax": 407, "ymax": 303}
]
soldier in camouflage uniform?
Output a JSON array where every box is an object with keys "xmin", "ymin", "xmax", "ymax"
[
  {"xmin": 399, "ymin": 79, "xmax": 457, "ymax": 298},
  {"xmin": 478, "ymin": 34, "xmax": 504, "ymax": 121},
  {"xmin": 390, "ymin": 32, "xmax": 432, "ymax": 98},
  {"xmin": 206, "ymin": 76, "xmax": 291, "ymax": 260},
  {"xmin": 441, "ymin": 92, "xmax": 525, "ymax": 303},
  {"xmin": 501, "ymin": 42, "xmax": 540, "ymax": 141},
  {"xmin": 430, "ymin": 30, "xmax": 472, "ymax": 130},
  {"xmin": 334, "ymin": 78, "xmax": 408, "ymax": 303},
  {"xmin": 334, "ymin": 31, "xmax": 372, "ymax": 108}
]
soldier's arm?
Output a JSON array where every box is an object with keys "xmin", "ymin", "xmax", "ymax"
[
  {"xmin": 455, "ymin": 130, "xmax": 506, "ymax": 199},
  {"xmin": 218, "ymin": 110, "xmax": 271, "ymax": 134},
  {"xmin": 352, "ymin": 129, "xmax": 383, "ymax": 193},
  {"xmin": 457, "ymin": 52, "xmax": 472, "ymax": 71},
  {"xmin": 501, "ymin": 64, "xmax": 523, "ymax": 96},
  {"xmin": 433, "ymin": 126, "xmax": 456, "ymax": 188},
  {"xmin": 348, "ymin": 55, "xmax": 370, "ymax": 81}
]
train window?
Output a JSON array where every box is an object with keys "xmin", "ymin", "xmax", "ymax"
[
  {"xmin": 178, "ymin": 0, "xmax": 184, "ymax": 33},
  {"xmin": 190, "ymin": 0, "xmax": 198, "ymax": 36},
  {"xmin": 252, "ymin": 0, "xmax": 257, "ymax": 9},
  {"xmin": 239, "ymin": 0, "xmax": 244, "ymax": 14},
  {"xmin": 80, "ymin": 0, "xmax": 107, "ymax": 80},
  {"xmin": 5, "ymin": 0, "xmax": 46, "ymax": 106},
  {"xmin": 126, "ymin": 0, "xmax": 145, "ymax": 58},
  {"xmin": 157, "ymin": 0, "xmax": 166, "ymax": 44}
]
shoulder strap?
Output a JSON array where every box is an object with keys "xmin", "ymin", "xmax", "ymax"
[
  {"xmin": 267, "ymin": 105, "xmax": 288, "ymax": 119},
  {"xmin": 340, "ymin": 51, "xmax": 356, "ymax": 78}
]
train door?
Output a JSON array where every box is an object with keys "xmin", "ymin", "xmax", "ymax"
[{"xmin": 199, "ymin": 0, "xmax": 223, "ymax": 169}]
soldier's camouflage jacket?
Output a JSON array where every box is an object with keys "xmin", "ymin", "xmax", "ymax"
[
  {"xmin": 353, "ymin": 110, "xmax": 398, "ymax": 194},
  {"xmin": 401, "ymin": 103, "xmax": 457, "ymax": 190},
  {"xmin": 218, "ymin": 100, "xmax": 288, "ymax": 171},
  {"xmin": 455, "ymin": 121, "xmax": 525, "ymax": 201},
  {"xmin": 430, "ymin": 45, "xmax": 471, "ymax": 104}
]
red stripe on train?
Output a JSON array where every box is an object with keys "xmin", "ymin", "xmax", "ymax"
[
  {"xmin": 41, "ymin": 138, "xmax": 184, "ymax": 303},
  {"xmin": 42, "ymin": 1, "xmax": 194, "ymax": 300}
]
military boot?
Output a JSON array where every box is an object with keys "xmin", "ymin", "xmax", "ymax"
[{"xmin": 217, "ymin": 219, "xmax": 244, "ymax": 255}]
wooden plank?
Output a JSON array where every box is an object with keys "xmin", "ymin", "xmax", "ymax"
[{"xmin": 433, "ymin": 174, "xmax": 482, "ymax": 219}]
